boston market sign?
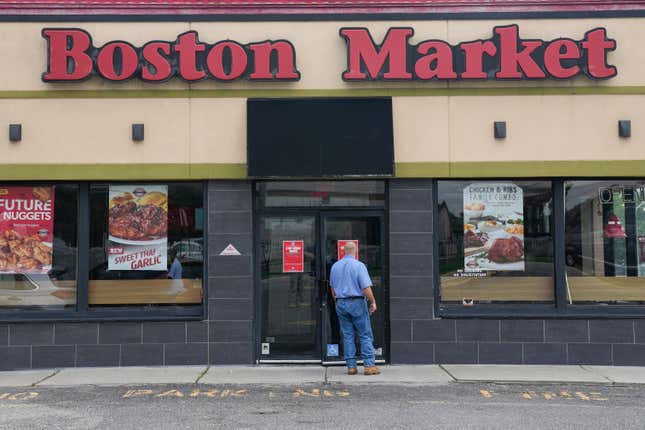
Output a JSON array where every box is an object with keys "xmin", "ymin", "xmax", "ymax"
[{"xmin": 41, "ymin": 25, "xmax": 617, "ymax": 83}]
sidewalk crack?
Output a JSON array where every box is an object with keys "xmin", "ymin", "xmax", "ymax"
[
  {"xmin": 195, "ymin": 366, "xmax": 210, "ymax": 384},
  {"xmin": 580, "ymin": 365, "xmax": 614, "ymax": 384},
  {"xmin": 32, "ymin": 369, "xmax": 60, "ymax": 387},
  {"xmin": 438, "ymin": 364, "xmax": 457, "ymax": 382}
]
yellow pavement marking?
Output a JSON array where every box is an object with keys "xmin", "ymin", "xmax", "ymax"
[
  {"xmin": 190, "ymin": 389, "xmax": 219, "ymax": 398},
  {"xmin": 123, "ymin": 389, "xmax": 154, "ymax": 398},
  {"xmin": 294, "ymin": 388, "xmax": 320, "ymax": 398},
  {"xmin": 507, "ymin": 389, "xmax": 609, "ymax": 402},
  {"xmin": 589, "ymin": 392, "xmax": 609, "ymax": 401},
  {"xmin": 521, "ymin": 391, "xmax": 537, "ymax": 399},
  {"xmin": 156, "ymin": 389, "xmax": 184, "ymax": 398},
  {"xmin": 0, "ymin": 392, "xmax": 39, "ymax": 401},
  {"xmin": 575, "ymin": 392, "xmax": 591, "ymax": 401},
  {"xmin": 292, "ymin": 388, "xmax": 350, "ymax": 398},
  {"xmin": 479, "ymin": 390, "xmax": 494, "ymax": 399}
]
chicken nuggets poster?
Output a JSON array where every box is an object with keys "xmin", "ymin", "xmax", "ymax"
[
  {"xmin": 0, "ymin": 186, "xmax": 54, "ymax": 274},
  {"xmin": 107, "ymin": 185, "xmax": 168, "ymax": 271},
  {"xmin": 463, "ymin": 183, "xmax": 525, "ymax": 272}
]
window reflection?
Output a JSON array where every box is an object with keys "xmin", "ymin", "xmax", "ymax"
[
  {"xmin": 0, "ymin": 184, "xmax": 78, "ymax": 308},
  {"xmin": 438, "ymin": 180, "xmax": 554, "ymax": 305},
  {"xmin": 566, "ymin": 181, "xmax": 645, "ymax": 304},
  {"xmin": 256, "ymin": 181, "xmax": 385, "ymax": 208},
  {"xmin": 89, "ymin": 183, "xmax": 203, "ymax": 307}
]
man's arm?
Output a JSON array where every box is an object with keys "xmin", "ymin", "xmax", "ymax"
[
  {"xmin": 358, "ymin": 264, "xmax": 377, "ymax": 314},
  {"xmin": 363, "ymin": 286, "xmax": 377, "ymax": 315}
]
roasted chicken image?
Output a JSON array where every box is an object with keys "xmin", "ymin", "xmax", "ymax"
[
  {"xmin": 109, "ymin": 200, "xmax": 168, "ymax": 241},
  {"xmin": 487, "ymin": 236, "xmax": 524, "ymax": 263}
]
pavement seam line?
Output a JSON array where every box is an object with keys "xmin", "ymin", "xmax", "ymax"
[
  {"xmin": 580, "ymin": 365, "xmax": 615, "ymax": 385},
  {"xmin": 32, "ymin": 369, "xmax": 60, "ymax": 387},
  {"xmin": 194, "ymin": 366, "xmax": 210, "ymax": 384},
  {"xmin": 324, "ymin": 366, "xmax": 329, "ymax": 385},
  {"xmin": 437, "ymin": 365, "xmax": 458, "ymax": 382}
]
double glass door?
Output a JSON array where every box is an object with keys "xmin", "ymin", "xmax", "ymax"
[{"xmin": 258, "ymin": 212, "xmax": 385, "ymax": 362}]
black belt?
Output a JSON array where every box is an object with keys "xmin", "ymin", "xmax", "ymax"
[{"xmin": 337, "ymin": 296, "xmax": 364, "ymax": 300}]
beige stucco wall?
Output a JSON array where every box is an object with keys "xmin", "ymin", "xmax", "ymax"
[
  {"xmin": 0, "ymin": 94, "xmax": 641, "ymax": 167},
  {"xmin": 394, "ymin": 94, "xmax": 645, "ymax": 164},
  {"xmin": 0, "ymin": 18, "xmax": 643, "ymax": 177}
]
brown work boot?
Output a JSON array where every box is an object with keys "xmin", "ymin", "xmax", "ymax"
[
  {"xmin": 364, "ymin": 366, "xmax": 381, "ymax": 376},
  {"xmin": 347, "ymin": 367, "xmax": 358, "ymax": 375}
]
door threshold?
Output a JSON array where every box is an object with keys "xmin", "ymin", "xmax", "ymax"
[
  {"xmin": 323, "ymin": 359, "xmax": 386, "ymax": 366},
  {"xmin": 258, "ymin": 359, "xmax": 322, "ymax": 364}
]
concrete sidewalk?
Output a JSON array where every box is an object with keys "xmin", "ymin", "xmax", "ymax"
[{"xmin": 1, "ymin": 365, "xmax": 645, "ymax": 388}]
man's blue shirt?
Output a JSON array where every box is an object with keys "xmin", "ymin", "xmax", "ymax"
[{"xmin": 329, "ymin": 255, "xmax": 372, "ymax": 298}]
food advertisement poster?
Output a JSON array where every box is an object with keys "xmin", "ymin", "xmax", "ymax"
[
  {"xmin": 283, "ymin": 240, "xmax": 304, "ymax": 273},
  {"xmin": 107, "ymin": 185, "xmax": 168, "ymax": 271},
  {"xmin": 337, "ymin": 239, "xmax": 359, "ymax": 260},
  {"xmin": 463, "ymin": 183, "xmax": 525, "ymax": 272},
  {"xmin": 0, "ymin": 186, "xmax": 54, "ymax": 274}
]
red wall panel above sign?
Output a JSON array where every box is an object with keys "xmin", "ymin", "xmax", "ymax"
[{"xmin": 3, "ymin": 0, "xmax": 645, "ymax": 16}]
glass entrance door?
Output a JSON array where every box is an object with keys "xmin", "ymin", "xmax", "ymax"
[
  {"xmin": 258, "ymin": 215, "xmax": 320, "ymax": 360},
  {"xmin": 258, "ymin": 212, "xmax": 386, "ymax": 362},
  {"xmin": 321, "ymin": 214, "xmax": 385, "ymax": 363}
]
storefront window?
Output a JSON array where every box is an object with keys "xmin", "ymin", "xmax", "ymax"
[
  {"xmin": 438, "ymin": 181, "xmax": 554, "ymax": 305},
  {"xmin": 565, "ymin": 181, "xmax": 645, "ymax": 304},
  {"xmin": 0, "ymin": 184, "xmax": 78, "ymax": 309},
  {"xmin": 256, "ymin": 181, "xmax": 385, "ymax": 208},
  {"xmin": 89, "ymin": 183, "xmax": 203, "ymax": 307}
]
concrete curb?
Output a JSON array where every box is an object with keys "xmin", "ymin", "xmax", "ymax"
[{"xmin": 1, "ymin": 365, "xmax": 645, "ymax": 388}]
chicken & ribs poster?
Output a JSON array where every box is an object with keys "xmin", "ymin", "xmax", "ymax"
[
  {"xmin": 107, "ymin": 185, "xmax": 168, "ymax": 271},
  {"xmin": 463, "ymin": 183, "xmax": 525, "ymax": 272}
]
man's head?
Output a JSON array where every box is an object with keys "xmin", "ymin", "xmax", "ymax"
[{"xmin": 343, "ymin": 241, "xmax": 357, "ymax": 257}]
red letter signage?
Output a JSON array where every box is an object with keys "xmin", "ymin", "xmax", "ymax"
[
  {"xmin": 340, "ymin": 25, "xmax": 617, "ymax": 81},
  {"xmin": 42, "ymin": 28, "xmax": 93, "ymax": 81},
  {"xmin": 42, "ymin": 29, "xmax": 300, "ymax": 83},
  {"xmin": 340, "ymin": 27, "xmax": 413, "ymax": 80}
]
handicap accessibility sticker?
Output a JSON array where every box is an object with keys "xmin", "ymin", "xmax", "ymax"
[{"xmin": 326, "ymin": 344, "xmax": 339, "ymax": 357}]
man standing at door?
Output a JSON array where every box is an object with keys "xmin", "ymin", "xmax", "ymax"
[{"xmin": 329, "ymin": 241, "xmax": 380, "ymax": 375}]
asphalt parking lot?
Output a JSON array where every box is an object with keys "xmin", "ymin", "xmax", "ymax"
[{"xmin": 1, "ymin": 382, "xmax": 645, "ymax": 430}]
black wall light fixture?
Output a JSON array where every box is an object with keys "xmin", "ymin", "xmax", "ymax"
[
  {"xmin": 9, "ymin": 124, "xmax": 21, "ymax": 142},
  {"xmin": 132, "ymin": 123, "xmax": 144, "ymax": 142},
  {"xmin": 494, "ymin": 121, "xmax": 507, "ymax": 139},
  {"xmin": 618, "ymin": 120, "xmax": 631, "ymax": 138}
]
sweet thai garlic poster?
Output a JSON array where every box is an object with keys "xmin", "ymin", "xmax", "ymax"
[
  {"xmin": 107, "ymin": 185, "xmax": 168, "ymax": 271},
  {"xmin": 463, "ymin": 183, "xmax": 525, "ymax": 272}
]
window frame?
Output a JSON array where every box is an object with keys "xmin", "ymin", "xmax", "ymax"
[
  {"xmin": 0, "ymin": 181, "xmax": 207, "ymax": 322},
  {"xmin": 435, "ymin": 178, "xmax": 645, "ymax": 319}
]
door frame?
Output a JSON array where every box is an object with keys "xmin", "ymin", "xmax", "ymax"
[
  {"xmin": 254, "ymin": 208, "xmax": 389, "ymax": 364},
  {"xmin": 319, "ymin": 210, "xmax": 388, "ymax": 364}
]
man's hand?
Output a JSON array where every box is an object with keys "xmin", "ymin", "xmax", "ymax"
[{"xmin": 368, "ymin": 301, "xmax": 377, "ymax": 315}]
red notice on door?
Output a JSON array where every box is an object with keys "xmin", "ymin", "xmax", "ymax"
[
  {"xmin": 283, "ymin": 240, "xmax": 304, "ymax": 273},
  {"xmin": 337, "ymin": 239, "xmax": 359, "ymax": 261}
]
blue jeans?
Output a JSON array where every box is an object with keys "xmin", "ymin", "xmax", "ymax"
[{"xmin": 335, "ymin": 299, "xmax": 375, "ymax": 368}]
